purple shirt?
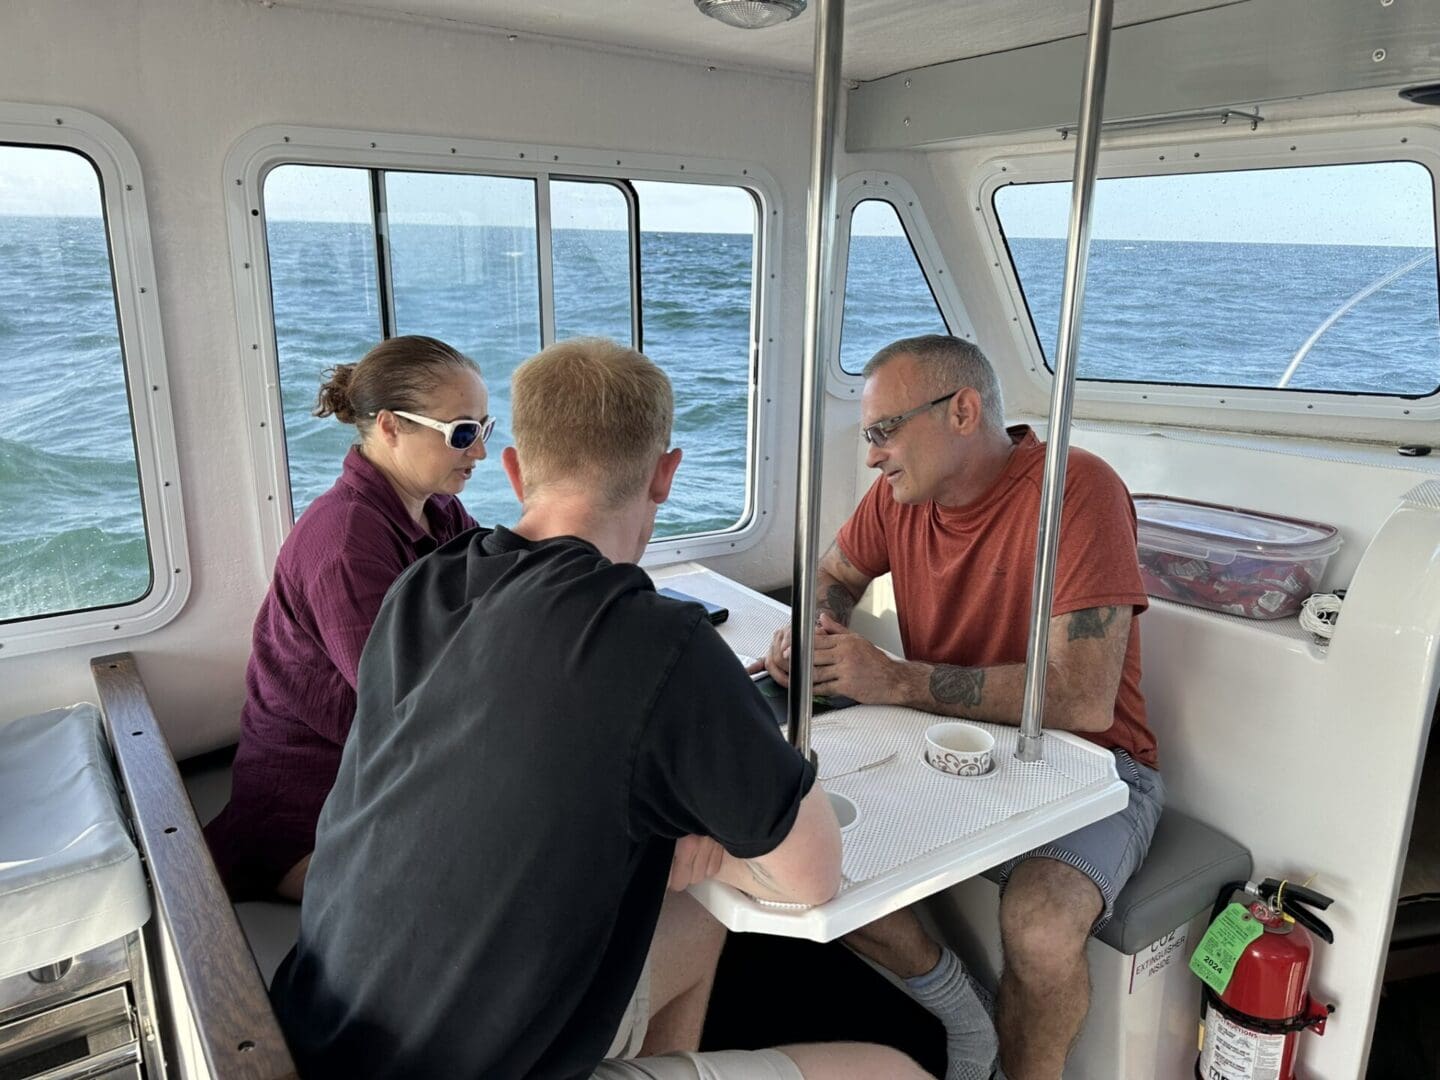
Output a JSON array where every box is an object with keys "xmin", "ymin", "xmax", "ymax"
[{"xmin": 205, "ymin": 447, "xmax": 477, "ymax": 897}]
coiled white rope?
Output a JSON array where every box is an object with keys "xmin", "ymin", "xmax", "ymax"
[{"xmin": 1299, "ymin": 592, "xmax": 1344, "ymax": 641}]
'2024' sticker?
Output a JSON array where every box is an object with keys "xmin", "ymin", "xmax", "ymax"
[{"xmin": 1189, "ymin": 903, "xmax": 1264, "ymax": 995}]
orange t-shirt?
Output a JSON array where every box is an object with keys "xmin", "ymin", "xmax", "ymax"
[{"xmin": 836, "ymin": 426, "xmax": 1156, "ymax": 769}]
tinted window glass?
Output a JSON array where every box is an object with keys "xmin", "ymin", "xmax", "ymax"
[
  {"xmin": 0, "ymin": 145, "xmax": 150, "ymax": 623},
  {"xmin": 264, "ymin": 164, "xmax": 382, "ymax": 516},
  {"xmin": 552, "ymin": 179, "xmax": 634, "ymax": 345},
  {"xmin": 994, "ymin": 162, "xmax": 1440, "ymax": 396},
  {"xmin": 635, "ymin": 181, "xmax": 757, "ymax": 537},
  {"xmin": 840, "ymin": 199, "xmax": 949, "ymax": 375}
]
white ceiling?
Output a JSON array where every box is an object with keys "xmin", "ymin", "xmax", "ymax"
[{"xmin": 274, "ymin": 0, "xmax": 1248, "ymax": 82}]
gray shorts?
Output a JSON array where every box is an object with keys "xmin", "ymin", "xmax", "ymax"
[
  {"xmin": 994, "ymin": 749, "xmax": 1165, "ymax": 931},
  {"xmin": 592, "ymin": 953, "xmax": 804, "ymax": 1080}
]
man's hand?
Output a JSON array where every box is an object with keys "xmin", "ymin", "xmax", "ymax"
[
  {"xmin": 668, "ymin": 835, "xmax": 726, "ymax": 891},
  {"xmin": 811, "ymin": 614, "xmax": 904, "ymax": 704},
  {"xmin": 752, "ymin": 623, "xmax": 794, "ymax": 686}
]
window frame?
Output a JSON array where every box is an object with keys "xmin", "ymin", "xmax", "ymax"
[
  {"xmin": 225, "ymin": 125, "xmax": 778, "ymax": 570},
  {"xmin": 0, "ymin": 104, "xmax": 190, "ymax": 659},
  {"xmin": 976, "ymin": 122, "xmax": 1440, "ymax": 421},
  {"xmin": 826, "ymin": 172, "xmax": 974, "ymax": 398}
]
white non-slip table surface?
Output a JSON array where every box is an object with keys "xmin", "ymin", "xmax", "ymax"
[{"xmin": 650, "ymin": 563, "xmax": 1129, "ymax": 943}]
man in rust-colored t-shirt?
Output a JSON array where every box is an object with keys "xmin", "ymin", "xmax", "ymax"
[{"xmin": 760, "ymin": 335, "xmax": 1163, "ymax": 1080}]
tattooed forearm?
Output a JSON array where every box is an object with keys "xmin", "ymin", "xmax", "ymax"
[
  {"xmin": 818, "ymin": 583, "xmax": 856, "ymax": 625},
  {"xmin": 929, "ymin": 665, "xmax": 985, "ymax": 707},
  {"xmin": 1067, "ymin": 606, "xmax": 1118, "ymax": 641}
]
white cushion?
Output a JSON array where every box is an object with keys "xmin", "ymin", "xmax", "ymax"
[{"xmin": 0, "ymin": 704, "xmax": 150, "ymax": 978}]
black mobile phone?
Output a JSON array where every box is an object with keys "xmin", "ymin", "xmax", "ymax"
[{"xmin": 657, "ymin": 587, "xmax": 729, "ymax": 625}]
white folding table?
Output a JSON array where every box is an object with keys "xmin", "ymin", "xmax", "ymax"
[{"xmin": 650, "ymin": 562, "xmax": 1130, "ymax": 943}]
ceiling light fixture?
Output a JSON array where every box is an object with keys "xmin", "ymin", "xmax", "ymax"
[{"xmin": 694, "ymin": 0, "xmax": 806, "ymax": 30}]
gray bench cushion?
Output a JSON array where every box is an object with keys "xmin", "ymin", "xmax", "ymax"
[
  {"xmin": 986, "ymin": 808, "xmax": 1251, "ymax": 955},
  {"xmin": 0, "ymin": 705, "xmax": 151, "ymax": 978}
]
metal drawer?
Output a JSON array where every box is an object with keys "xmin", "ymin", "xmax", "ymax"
[{"xmin": 0, "ymin": 986, "xmax": 140, "ymax": 1080}]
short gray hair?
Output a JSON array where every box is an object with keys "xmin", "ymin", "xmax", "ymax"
[{"xmin": 863, "ymin": 335, "xmax": 1005, "ymax": 432}]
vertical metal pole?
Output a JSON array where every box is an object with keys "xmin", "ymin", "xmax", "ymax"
[
  {"xmin": 1016, "ymin": 0, "xmax": 1114, "ymax": 764},
  {"xmin": 788, "ymin": 0, "xmax": 845, "ymax": 760},
  {"xmin": 536, "ymin": 174, "xmax": 557, "ymax": 348},
  {"xmin": 369, "ymin": 171, "xmax": 396, "ymax": 339}
]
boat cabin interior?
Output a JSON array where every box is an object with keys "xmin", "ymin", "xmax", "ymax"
[{"xmin": 3, "ymin": 0, "xmax": 1440, "ymax": 1077}]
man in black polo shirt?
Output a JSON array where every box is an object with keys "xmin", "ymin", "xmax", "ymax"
[{"xmin": 271, "ymin": 338, "xmax": 927, "ymax": 1080}]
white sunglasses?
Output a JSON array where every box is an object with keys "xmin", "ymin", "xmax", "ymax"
[{"xmin": 388, "ymin": 409, "xmax": 496, "ymax": 450}]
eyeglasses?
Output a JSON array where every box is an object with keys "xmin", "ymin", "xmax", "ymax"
[
  {"xmin": 389, "ymin": 409, "xmax": 496, "ymax": 450},
  {"xmin": 861, "ymin": 391, "xmax": 958, "ymax": 447}
]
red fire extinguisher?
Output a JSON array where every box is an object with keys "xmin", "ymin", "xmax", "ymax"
[{"xmin": 1195, "ymin": 878, "xmax": 1337, "ymax": 1080}]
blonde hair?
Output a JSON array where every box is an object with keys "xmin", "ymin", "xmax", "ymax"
[{"xmin": 511, "ymin": 338, "xmax": 674, "ymax": 505}]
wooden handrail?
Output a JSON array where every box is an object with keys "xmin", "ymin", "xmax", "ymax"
[{"xmin": 91, "ymin": 652, "xmax": 298, "ymax": 1080}]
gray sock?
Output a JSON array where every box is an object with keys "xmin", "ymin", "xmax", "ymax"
[{"xmin": 905, "ymin": 947, "xmax": 999, "ymax": 1080}]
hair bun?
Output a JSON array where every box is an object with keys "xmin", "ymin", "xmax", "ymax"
[{"xmin": 314, "ymin": 364, "xmax": 359, "ymax": 424}]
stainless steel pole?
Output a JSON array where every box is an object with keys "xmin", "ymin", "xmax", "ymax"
[
  {"xmin": 1016, "ymin": 0, "xmax": 1114, "ymax": 764},
  {"xmin": 788, "ymin": 0, "xmax": 845, "ymax": 760}
]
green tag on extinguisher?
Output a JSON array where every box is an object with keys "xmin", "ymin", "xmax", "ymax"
[{"xmin": 1189, "ymin": 902, "xmax": 1264, "ymax": 995}]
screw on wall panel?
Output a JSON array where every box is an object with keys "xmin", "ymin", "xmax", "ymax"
[
  {"xmin": 126, "ymin": 184, "xmax": 134, "ymax": 191},
  {"xmin": 903, "ymin": 117, "xmax": 911, "ymax": 126},
  {"xmin": 139, "ymin": 287, "xmax": 147, "ymax": 293},
  {"xmin": 1373, "ymin": 48, "xmax": 1387, "ymax": 62},
  {"xmin": 55, "ymin": 118, "xmax": 63, "ymax": 125},
  {"xmin": 243, "ymin": 262, "xmax": 250, "ymax": 268},
  {"xmin": 370, "ymin": 142, "xmax": 377, "ymax": 148}
]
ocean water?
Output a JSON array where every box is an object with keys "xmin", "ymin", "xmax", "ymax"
[{"xmin": 3, "ymin": 215, "xmax": 1439, "ymax": 623}]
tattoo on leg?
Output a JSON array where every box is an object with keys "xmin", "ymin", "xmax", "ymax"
[
  {"xmin": 818, "ymin": 583, "xmax": 855, "ymax": 626},
  {"xmin": 1067, "ymin": 606, "xmax": 1118, "ymax": 641},
  {"xmin": 930, "ymin": 665, "xmax": 985, "ymax": 707}
]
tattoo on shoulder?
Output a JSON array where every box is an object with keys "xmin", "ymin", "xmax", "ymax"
[
  {"xmin": 1068, "ymin": 606, "xmax": 1119, "ymax": 641},
  {"xmin": 818, "ymin": 583, "xmax": 855, "ymax": 625},
  {"xmin": 930, "ymin": 665, "xmax": 985, "ymax": 707},
  {"xmin": 834, "ymin": 544, "xmax": 855, "ymax": 570}
]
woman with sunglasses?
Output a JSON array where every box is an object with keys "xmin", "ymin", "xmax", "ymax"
[{"xmin": 206, "ymin": 335, "xmax": 493, "ymax": 900}]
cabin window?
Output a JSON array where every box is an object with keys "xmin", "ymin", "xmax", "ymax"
[
  {"xmin": 552, "ymin": 178, "xmax": 636, "ymax": 345},
  {"xmin": 0, "ymin": 106, "xmax": 186, "ymax": 656},
  {"xmin": 839, "ymin": 199, "xmax": 949, "ymax": 375},
  {"xmin": 0, "ymin": 145, "xmax": 151, "ymax": 623},
  {"xmin": 261, "ymin": 163, "xmax": 758, "ymax": 541},
  {"xmin": 993, "ymin": 161, "xmax": 1440, "ymax": 397}
]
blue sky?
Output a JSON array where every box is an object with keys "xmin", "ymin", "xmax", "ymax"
[{"xmin": 3, "ymin": 146, "xmax": 1435, "ymax": 245}]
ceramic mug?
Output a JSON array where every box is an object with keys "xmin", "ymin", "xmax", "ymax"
[{"xmin": 923, "ymin": 721, "xmax": 996, "ymax": 776}]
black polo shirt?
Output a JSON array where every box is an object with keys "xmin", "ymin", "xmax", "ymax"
[{"xmin": 272, "ymin": 526, "xmax": 815, "ymax": 1079}]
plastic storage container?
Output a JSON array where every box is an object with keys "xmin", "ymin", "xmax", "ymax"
[{"xmin": 1133, "ymin": 495, "xmax": 1342, "ymax": 620}]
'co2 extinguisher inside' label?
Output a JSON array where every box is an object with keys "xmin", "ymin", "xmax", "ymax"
[{"xmin": 1199, "ymin": 1013, "xmax": 1284, "ymax": 1080}]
